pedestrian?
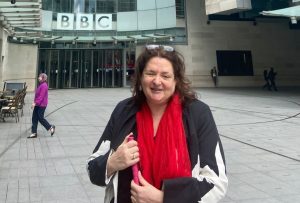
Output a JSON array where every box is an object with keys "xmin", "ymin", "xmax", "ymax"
[
  {"xmin": 262, "ymin": 69, "xmax": 271, "ymax": 90},
  {"xmin": 211, "ymin": 66, "xmax": 218, "ymax": 87},
  {"xmin": 86, "ymin": 45, "xmax": 228, "ymax": 203},
  {"xmin": 268, "ymin": 67, "xmax": 278, "ymax": 91},
  {"xmin": 27, "ymin": 73, "xmax": 55, "ymax": 138}
]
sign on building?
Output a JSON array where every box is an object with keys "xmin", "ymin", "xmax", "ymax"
[{"xmin": 56, "ymin": 13, "xmax": 112, "ymax": 30}]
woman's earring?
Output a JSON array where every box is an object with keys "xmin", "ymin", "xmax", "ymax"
[{"xmin": 139, "ymin": 85, "xmax": 142, "ymax": 91}]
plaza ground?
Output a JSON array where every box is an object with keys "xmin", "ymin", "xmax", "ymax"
[{"xmin": 0, "ymin": 87, "xmax": 300, "ymax": 203}]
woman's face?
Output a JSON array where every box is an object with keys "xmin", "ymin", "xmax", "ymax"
[
  {"xmin": 38, "ymin": 76, "xmax": 42, "ymax": 82},
  {"xmin": 141, "ymin": 57, "xmax": 176, "ymax": 106}
]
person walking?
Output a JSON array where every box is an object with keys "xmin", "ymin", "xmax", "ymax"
[
  {"xmin": 268, "ymin": 67, "xmax": 278, "ymax": 91},
  {"xmin": 28, "ymin": 73, "xmax": 55, "ymax": 138},
  {"xmin": 262, "ymin": 69, "xmax": 271, "ymax": 90},
  {"xmin": 86, "ymin": 45, "xmax": 228, "ymax": 203},
  {"xmin": 211, "ymin": 66, "xmax": 218, "ymax": 87}
]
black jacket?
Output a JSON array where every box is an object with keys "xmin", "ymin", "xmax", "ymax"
[{"xmin": 87, "ymin": 97, "xmax": 228, "ymax": 203}]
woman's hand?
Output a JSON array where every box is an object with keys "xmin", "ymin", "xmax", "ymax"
[
  {"xmin": 31, "ymin": 103, "xmax": 36, "ymax": 109},
  {"xmin": 131, "ymin": 172, "xmax": 164, "ymax": 203},
  {"xmin": 107, "ymin": 133, "xmax": 139, "ymax": 177}
]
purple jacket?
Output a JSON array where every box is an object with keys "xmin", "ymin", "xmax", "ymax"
[{"xmin": 34, "ymin": 82, "xmax": 48, "ymax": 107}]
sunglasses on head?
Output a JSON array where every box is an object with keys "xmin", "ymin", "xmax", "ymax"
[{"xmin": 146, "ymin": 44, "xmax": 174, "ymax": 52}]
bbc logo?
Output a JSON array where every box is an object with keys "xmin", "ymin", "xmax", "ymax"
[{"xmin": 57, "ymin": 13, "xmax": 112, "ymax": 30}]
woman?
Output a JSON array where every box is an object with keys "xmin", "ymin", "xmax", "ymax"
[
  {"xmin": 87, "ymin": 45, "xmax": 228, "ymax": 203},
  {"xmin": 28, "ymin": 73, "xmax": 55, "ymax": 138}
]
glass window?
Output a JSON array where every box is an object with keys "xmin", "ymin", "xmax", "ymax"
[
  {"xmin": 74, "ymin": 0, "xmax": 85, "ymax": 13},
  {"xmin": 85, "ymin": 0, "xmax": 96, "ymax": 13},
  {"xmin": 96, "ymin": 0, "xmax": 116, "ymax": 13},
  {"xmin": 43, "ymin": 0, "xmax": 74, "ymax": 12},
  {"xmin": 53, "ymin": 0, "xmax": 61, "ymax": 12},
  {"xmin": 118, "ymin": 0, "xmax": 136, "ymax": 12},
  {"xmin": 42, "ymin": 0, "xmax": 53, "ymax": 11},
  {"xmin": 176, "ymin": 0, "xmax": 185, "ymax": 18},
  {"xmin": 62, "ymin": 0, "xmax": 74, "ymax": 12}
]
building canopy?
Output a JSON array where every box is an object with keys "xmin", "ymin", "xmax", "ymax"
[
  {"xmin": 0, "ymin": 0, "xmax": 41, "ymax": 34},
  {"xmin": 261, "ymin": 5, "xmax": 300, "ymax": 23}
]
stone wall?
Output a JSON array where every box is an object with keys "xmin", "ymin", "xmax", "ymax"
[{"xmin": 2, "ymin": 42, "xmax": 38, "ymax": 92}]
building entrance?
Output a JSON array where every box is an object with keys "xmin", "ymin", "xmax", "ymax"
[{"xmin": 38, "ymin": 49, "xmax": 135, "ymax": 89}]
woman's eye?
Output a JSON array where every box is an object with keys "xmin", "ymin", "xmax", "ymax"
[
  {"xmin": 162, "ymin": 75, "xmax": 171, "ymax": 79},
  {"xmin": 145, "ymin": 72, "xmax": 155, "ymax": 76}
]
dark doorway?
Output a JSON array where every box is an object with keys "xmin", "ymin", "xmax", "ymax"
[{"xmin": 216, "ymin": 50, "xmax": 253, "ymax": 76}]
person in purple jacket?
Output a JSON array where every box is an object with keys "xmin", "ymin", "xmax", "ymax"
[{"xmin": 28, "ymin": 73, "xmax": 55, "ymax": 138}]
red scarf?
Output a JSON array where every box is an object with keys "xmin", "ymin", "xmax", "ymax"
[{"xmin": 136, "ymin": 94, "xmax": 191, "ymax": 189}]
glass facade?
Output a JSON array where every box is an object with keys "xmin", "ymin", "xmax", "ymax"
[
  {"xmin": 118, "ymin": 0, "xmax": 136, "ymax": 11},
  {"xmin": 39, "ymin": 0, "xmax": 186, "ymax": 41},
  {"xmin": 39, "ymin": 49, "xmax": 129, "ymax": 88},
  {"xmin": 42, "ymin": 0, "xmax": 184, "ymax": 17},
  {"xmin": 36, "ymin": 0, "xmax": 186, "ymax": 89}
]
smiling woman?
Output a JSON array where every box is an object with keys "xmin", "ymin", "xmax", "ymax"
[
  {"xmin": 87, "ymin": 45, "xmax": 228, "ymax": 203},
  {"xmin": 141, "ymin": 57, "xmax": 176, "ymax": 108}
]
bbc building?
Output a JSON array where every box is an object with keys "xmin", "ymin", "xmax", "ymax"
[{"xmin": 0, "ymin": 0, "xmax": 299, "ymax": 91}]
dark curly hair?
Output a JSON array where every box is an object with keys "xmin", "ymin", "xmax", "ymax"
[{"xmin": 131, "ymin": 45, "xmax": 196, "ymax": 107}]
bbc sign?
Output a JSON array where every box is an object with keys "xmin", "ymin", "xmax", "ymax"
[{"xmin": 57, "ymin": 13, "xmax": 112, "ymax": 30}]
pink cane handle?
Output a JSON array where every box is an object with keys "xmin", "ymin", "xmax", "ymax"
[{"xmin": 128, "ymin": 135, "xmax": 139, "ymax": 185}]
